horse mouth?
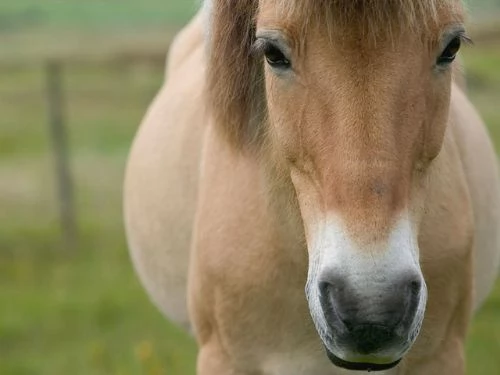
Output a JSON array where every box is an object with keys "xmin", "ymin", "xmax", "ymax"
[{"xmin": 325, "ymin": 348, "xmax": 402, "ymax": 372}]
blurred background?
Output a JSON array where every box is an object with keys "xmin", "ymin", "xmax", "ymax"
[{"xmin": 0, "ymin": 1, "xmax": 499, "ymax": 374}]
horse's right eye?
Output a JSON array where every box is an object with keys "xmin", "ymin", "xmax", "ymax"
[{"xmin": 264, "ymin": 44, "xmax": 291, "ymax": 69}]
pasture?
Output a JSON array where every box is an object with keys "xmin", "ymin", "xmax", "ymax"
[{"xmin": 0, "ymin": 1, "xmax": 499, "ymax": 374}]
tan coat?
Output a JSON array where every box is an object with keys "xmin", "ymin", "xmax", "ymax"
[{"xmin": 124, "ymin": 6, "xmax": 500, "ymax": 375}]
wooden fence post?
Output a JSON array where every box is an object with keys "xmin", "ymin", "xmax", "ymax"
[{"xmin": 45, "ymin": 60, "xmax": 77, "ymax": 250}]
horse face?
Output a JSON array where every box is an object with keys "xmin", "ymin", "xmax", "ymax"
[{"xmin": 255, "ymin": 1, "xmax": 464, "ymax": 370}]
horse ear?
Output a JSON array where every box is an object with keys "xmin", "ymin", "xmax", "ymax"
[{"xmin": 206, "ymin": 0, "xmax": 266, "ymax": 149}]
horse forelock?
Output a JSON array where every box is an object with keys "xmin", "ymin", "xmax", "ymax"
[
  {"xmin": 203, "ymin": 0, "xmax": 465, "ymax": 41},
  {"xmin": 273, "ymin": 0, "xmax": 464, "ymax": 36}
]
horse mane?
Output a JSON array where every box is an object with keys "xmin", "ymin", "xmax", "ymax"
[{"xmin": 205, "ymin": 0, "xmax": 464, "ymax": 150}]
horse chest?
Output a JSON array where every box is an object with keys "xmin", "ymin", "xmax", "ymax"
[
  {"xmin": 261, "ymin": 352, "xmax": 340, "ymax": 375},
  {"xmin": 261, "ymin": 352, "xmax": 399, "ymax": 375}
]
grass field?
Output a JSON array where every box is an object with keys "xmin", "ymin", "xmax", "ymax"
[{"xmin": 0, "ymin": 1, "xmax": 499, "ymax": 375}]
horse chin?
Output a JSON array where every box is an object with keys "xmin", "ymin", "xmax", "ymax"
[{"xmin": 324, "ymin": 347, "xmax": 402, "ymax": 372}]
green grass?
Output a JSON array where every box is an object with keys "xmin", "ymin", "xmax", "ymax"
[
  {"xmin": 0, "ymin": 63, "xmax": 197, "ymax": 375},
  {"xmin": 0, "ymin": 0, "xmax": 196, "ymax": 31},
  {"xmin": 1, "ymin": 2, "xmax": 500, "ymax": 374},
  {"xmin": 0, "ymin": 0, "xmax": 196, "ymax": 63}
]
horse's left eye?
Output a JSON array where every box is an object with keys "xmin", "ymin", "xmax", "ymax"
[
  {"xmin": 264, "ymin": 44, "xmax": 291, "ymax": 69},
  {"xmin": 437, "ymin": 36, "xmax": 461, "ymax": 65}
]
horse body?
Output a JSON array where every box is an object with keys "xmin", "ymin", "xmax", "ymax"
[
  {"xmin": 124, "ymin": 12, "xmax": 205, "ymax": 329},
  {"xmin": 124, "ymin": 2, "xmax": 500, "ymax": 374}
]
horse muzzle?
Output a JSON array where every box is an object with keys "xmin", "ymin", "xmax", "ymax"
[{"xmin": 309, "ymin": 271, "xmax": 426, "ymax": 371}]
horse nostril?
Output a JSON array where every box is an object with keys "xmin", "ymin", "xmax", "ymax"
[
  {"xmin": 318, "ymin": 278, "xmax": 350, "ymax": 329},
  {"xmin": 319, "ymin": 278, "xmax": 347, "ymax": 305},
  {"xmin": 409, "ymin": 279, "xmax": 421, "ymax": 296},
  {"xmin": 403, "ymin": 276, "xmax": 422, "ymax": 307}
]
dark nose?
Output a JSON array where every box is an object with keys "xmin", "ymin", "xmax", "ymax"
[{"xmin": 319, "ymin": 275, "xmax": 421, "ymax": 354}]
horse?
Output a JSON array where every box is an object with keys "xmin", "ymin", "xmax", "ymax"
[{"xmin": 124, "ymin": 1, "xmax": 500, "ymax": 373}]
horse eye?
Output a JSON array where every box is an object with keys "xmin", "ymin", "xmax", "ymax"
[
  {"xmin": 264, "ymin": 44, "xmax": 291, "ymax": 69},
  {"xmin": 437, "ymin": 36, "xmax": 461, "ymax": 65}
]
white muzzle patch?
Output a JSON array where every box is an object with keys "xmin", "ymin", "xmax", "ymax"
[{"xmin": 305, "ymin": 213, "xmax": 427, "ymax": 362}]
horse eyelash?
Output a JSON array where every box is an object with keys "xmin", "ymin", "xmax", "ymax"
[
  {"xmin": 251, "ymin": 33, "xmax": 473, "ymax": 60},
  {"xmin": 458, "ymin": 31, "xmax": 474, "ymax": 46},
  {"xmin": 250, "ymin": 39, "xmax": 268, "ymax": 57}
]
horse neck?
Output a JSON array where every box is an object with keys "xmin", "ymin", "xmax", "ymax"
[{"xmin": 259, "ymin": 149, "xmax": 307, "ymax": 256}]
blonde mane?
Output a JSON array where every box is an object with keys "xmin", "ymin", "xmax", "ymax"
[{"xmin": 273, "ymin": 0, "xmax": 464, "ymax": 38}]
